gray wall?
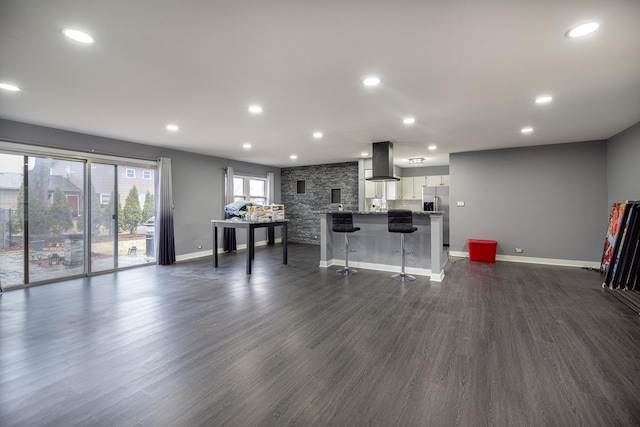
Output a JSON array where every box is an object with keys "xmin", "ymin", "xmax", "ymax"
[
  {"xmin": 607, "ymin": 121, "xmax": 640, "ymax": 206},
  {"xmin": 281, "ymin": 162, "xmax": 358, "ymax": 244},
  {"xmin": 0, "ymin": 119, "xmax": 281, "ymax": 257},
  {"xmin": 400, "ymin": 165, "xmax": 449, "ymax": 177},
  {"xmin": 449, "ymin": 140, "xmax": 607, "ymax": 262}
]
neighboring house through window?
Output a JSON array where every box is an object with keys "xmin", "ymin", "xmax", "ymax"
[
  {"xmin": 126, "ymin": 168, "xmax": 135, "ymax": 178},
  {"xmin": 143, "ymin": 170, "xmax": 152, "ymax": 180}
]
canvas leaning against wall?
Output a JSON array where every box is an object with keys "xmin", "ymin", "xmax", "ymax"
[{"xmin": 601, "ymin": 202, "xmax": 625, "ymax": 273}]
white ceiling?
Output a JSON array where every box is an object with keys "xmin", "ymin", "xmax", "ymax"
[{"xmin": 1, "ymin": 1, "xmax": 639, "ymax": 168}]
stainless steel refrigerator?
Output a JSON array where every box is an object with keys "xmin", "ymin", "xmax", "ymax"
[{"xmin": 422, "ymin": 186, "xmax": 450, "ymax": 245}]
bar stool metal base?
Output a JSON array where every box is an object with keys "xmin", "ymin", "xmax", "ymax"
[
  {"xmin": 336, "ymin": 267, "xmax": 358, "ymax": 276},
  {"xmin": 392, "ymin": 232, "xmax": 415, "ymax": 281},
  {"xmin": 391, "ymin": 272, "xmax": 415, "ymax": 281},
  {"xmin": 337, "ymin": 233, "xmax": 357, "ymax": 275}
]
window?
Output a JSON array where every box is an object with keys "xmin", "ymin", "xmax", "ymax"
[
  {"xmin": 233, "ymin": 176, "xmax": 267, "ymax": 205},
  {"xmin": 100, "ymin": 193, "xmax": 111, "ymax": 205},
  {"xmin": 143, "ymin": 170, "xmax": 152, "ymax": 180},
  {"xmin": 126, "ymin": 168, "xmax": 135, "ymax": 178},
  {"xmin": 249, "ymin": 179, "xmax": 266, "ymax": 205}
]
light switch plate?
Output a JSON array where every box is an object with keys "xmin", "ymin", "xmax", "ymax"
[{"xmin": 457, "ymin": 201, "xmax": 465, "ymax": 207}]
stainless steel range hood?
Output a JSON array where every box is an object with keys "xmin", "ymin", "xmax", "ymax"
[{"xmin": 366, "ymin": 141, "xmax": 400, "ymax": 181}]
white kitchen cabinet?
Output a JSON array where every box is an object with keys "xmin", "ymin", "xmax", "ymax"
[
  {"xmin": 364, "ymin": 169, "xmax": 375, "ymax": 198},
  {"xmin": 364, "ymin": 169, "xmax": 385, "ymax": 198},
  {"xmin": 413, "ymin": 176, "xmax": 426, "ymax": 197},
  {"xmin": 401, "ymin": 177, "xmax": 414, "ymax": 199},
  {"xmin": 401, "ymin": 176, "xmax": 426, "ymax": 199},
  {"xmin": 385, "ymin": 180, "xmax": 399, "ymax": 200},
  {"xmin": 426, "ymin": 175, "xmax": 450, "ymax": 187}
]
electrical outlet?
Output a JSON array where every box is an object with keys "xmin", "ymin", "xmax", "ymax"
[
  {"xmin": 197, "ymin": 245, "xmax": 203, "ymax": 249},
  {"xmin": 457, "ymin": 201, "xmax": 465, "ymax": 207},
  {"xmin": 515, "ymin": 248, "xmax": 523, "ymax": 253}
]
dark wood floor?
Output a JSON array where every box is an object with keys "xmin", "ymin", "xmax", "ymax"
[{"xmin": 1, "ymin": 243, "xmax": 639, "ymax": 426}]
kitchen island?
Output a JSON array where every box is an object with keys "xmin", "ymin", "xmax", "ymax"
[{"xmin": 320, "ymin": 212, "xmax": 445, "ymax": 281}]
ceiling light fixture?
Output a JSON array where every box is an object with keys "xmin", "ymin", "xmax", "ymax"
[
  {"xmin": 290, "ymin": 154, "xmax": 297, "ymax": 160},
  {"xmin": 166, "ymin": 124, "xmax": 179, "ymax": 132},
  {"xmin": 248, "ymin": 105, "xmax": 262, "ymax": 114},
  {"xmin": 428, "ymin": 145, "xmax": 437, "ymax": 151},
  {"xmin": 403, "ymin": 117, "xmax": 415, "ymax": 125},
  {"xmin": 566, "ymin": 22, "xmax": 599, "ymax": 38},
  {"xmin": 243, "ymin": 143, "xmax": 251, "ymax": 149},
  {"xmin": 0, "ymin": 83, "xmax": 20, "ymax": 91},
  {"xmin": 63, "ymin": 28, "xmax": 94, "ymax": 44},
  {"xmin": 521, "ymin": 127, "xmax": 534, "ymax": 134},
  {"xmin": 313, "ymin": 132, "xmax": 323, "ymax": 139},
  {"xmin": 535, "ymin": 95, "xmax": 553, "ymax": 104},
  {"xmin": 409, "ymin": 158, "xmax": 424, "ymax": 165},
  {"xmin": 361, "ymin": 152, "xmax": 368, "ymax": 157},
  {"xmin": 363, "ymin": 76, "xmax": 380, "ymax": 86}
]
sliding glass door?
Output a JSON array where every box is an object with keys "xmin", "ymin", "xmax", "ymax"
[
  {"xmin": 0, "ymin": 148, "xmax": 156, "ymax": 290},
  {"xmin": 0, "ymin": 153, "xmax": 25, "ymax": 288},
  {"xmin": 90, "ymin": 163, "xmax": 156, "ymax": 273},
  {"xmin": 90, "ymin": 163, "xmax": 117, "ymax": 273}
]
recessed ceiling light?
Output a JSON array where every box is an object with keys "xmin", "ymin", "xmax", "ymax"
[
  {"xmin": 313, "ymin": 132, "xmax": 323, "ymax": 139},
  {"xmin": 409, "ymin": 158, "xmax": 424, "ymax": 165},
  {"xmin": 363, "ymin": 76, "xmax": 380, "ymax": 86},
  {"xmin": 166, "ymin": 124, "xmax": 179, "ymax": 132},
  {"xmin": 361, "ymin": 152, "xmax": 368, "ymax": 157},
  {"xmin": 521, "ymin": 127, "xmax": 534, "ymax": 134},
  {"xmin": 535, "ymin": 95, "xmax": 553, "ymax": 104},
  {"xmin": 243, "ymin": 143, "xmax": 251, "ymax": 149},
  {"xmin": 403, "ymin": 117, "xmax": 415, "ymax": 125},
  {"xmin": 566, "ymin": 22, "xmax": 599, "ymax": 38},
  {"xmin": 0, "ymin": 83, "xmax": 20, "ymax": 91},
  {"xmin": 63, "ymin": 28, "xmax": 94, "ymax": 44},
  {"xmin": 248, "ymin": 105, "xmax": 262, "ymax": 114},
  {"xmin": 290, "ymin": 154, "xmax": 297, "ymax": 160},
  {"xmin": 428, "ymin": 145, "xmax": 437, "ymax": 150}
]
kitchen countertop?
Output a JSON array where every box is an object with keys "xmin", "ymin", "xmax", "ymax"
[{"xmin": 326, "ymin": 211, "xmax": 444, "ymax": 215}]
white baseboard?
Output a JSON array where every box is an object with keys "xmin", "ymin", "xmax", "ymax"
[
  {"xmin": 176, "ymin": 238, "xmax": 282, "ymax": 263},
  {"xmin": 320, "ymin": 259, "xmax": 445, "ymax": 282},
  {"xmin": 448, "ymin": 251, "xmax": 600, "ymax": 269}
]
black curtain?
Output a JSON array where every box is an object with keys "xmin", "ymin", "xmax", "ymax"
[{"xmin": 223, "ymin": 166, "xmax": 236, "ymax": 252}]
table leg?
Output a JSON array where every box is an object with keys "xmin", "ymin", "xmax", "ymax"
[
  {"xmin": 213, "ymin": 225, "xmax": 218, "ymax": 268},
  {"xmin": 283, "ymin": 223, "xmax": 288, "ymax": 265},
  {"xmin": 250, "ymin": 227, "xmax": 255, "ymax": 260},
  {"xmin": 246, "ymin": 225, "xmax": 253, "ymax": 274}
]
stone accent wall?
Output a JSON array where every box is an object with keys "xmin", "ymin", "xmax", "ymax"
[{"xmin": 281, "ymin": 162, "xmax": 358, "ymax": 244}]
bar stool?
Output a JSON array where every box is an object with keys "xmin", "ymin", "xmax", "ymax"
[
  {"xmin": 332, "ymin": 212, "xmax": 360, "ymax": 275},
  {"xmin": 388, "ymin": 209, "xmax": 417, "ymax": 281}
]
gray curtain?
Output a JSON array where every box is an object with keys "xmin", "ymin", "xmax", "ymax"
[
  {"xmin": 157, "ymin": 157, "xmax": 176, "ymax": 264},
  {"xmin": 224, "ymin": 166, "xmax": 236, "ymax": 252},
  {"xmin": 266, "ymin": 172, "xmax": 275, "ymax": 245}
]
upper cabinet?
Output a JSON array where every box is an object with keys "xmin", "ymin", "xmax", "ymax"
[
  {"xmin": 364, "ymin": 169, "xmax": 385, "ymax": 199},
  {"xmin": 386, "ymin": 180, "xmax": 400, "ymax": 200},
  {"xmin": 426, "ymin": 175, "xmax": 450, "ymax": 187},
  {"xmin": 401, "ymin": 176, "xmax": 426, "ymax": 199}
]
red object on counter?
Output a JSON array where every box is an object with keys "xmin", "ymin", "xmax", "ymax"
[{"xmin": 468, "ymin": 239, "xmax": 497, "ymax": 262}]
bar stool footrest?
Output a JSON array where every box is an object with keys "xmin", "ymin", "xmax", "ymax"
[{"xmin": 392, "ymin": 273, "xmax": 415, "ymax": 281}]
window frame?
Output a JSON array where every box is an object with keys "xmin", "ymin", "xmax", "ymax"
[{"xmin": 233, "ymin": 175, "xmax": 267, "ymax": 206}]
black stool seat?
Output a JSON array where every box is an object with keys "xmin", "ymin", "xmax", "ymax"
[
  {"xmin": 388, "ymin": 209, "xmax": 417, "ymax": 233},
  {"xmin": 387, "ymin": 210, "xmax": 417, "ymax": 281},
  {"xmin": 333, "ymin": 212, "xmax": 361, "ymax": 233},
  {"xmin": 332, "ymin": 212, "xmax": 359, "ymax": 275}
]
